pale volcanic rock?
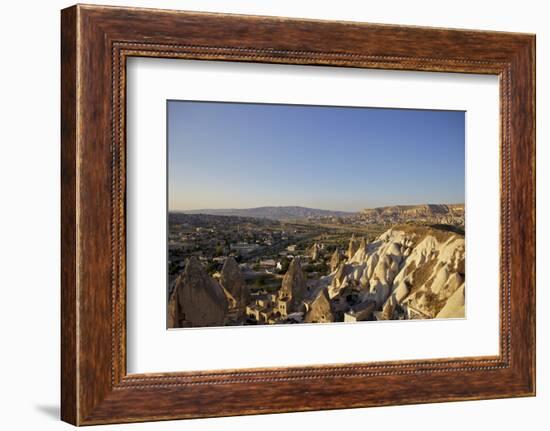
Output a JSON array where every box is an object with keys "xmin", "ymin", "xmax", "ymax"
[
  {"xmin": 329, "ymin": 224, "xmax": 465, "ymax": 320},
  {"xmin": 220, "ymin": 256, "xmax": 249, "ymax": 315},
  {"xmin": 439, "ymin": 272, "xmax": 463, "ymax": 299},
  {"xmin": 347, "ymin": 234, "xmax": 360, "ymax": 260},
  {"xmin": 350, "ymin": 237, "xmax": 368, "ymax": 263},
  {"xmin": 392, "ymin": 282, "xmax": 410, "ymax": 304},
  {"xmin": 309, "ymin": 242, "xmax": 323, "ymax": 261},
  {"xmin": 329, "ymin": 263, "xmax": 356, "ymax": 299},
  {"xmin": 368, "ymin": 254, "xmax": 398, "ymax": 306},
  {"xmin": 380, "ymin": 282, "xmax": 410, "ymax": 319},
  {"xmin": 436, "ymin": 284, "xmax": 465, "ymax": 318},
  {"xmin": 175, "ymin": 256, "xmax": 229, "ymax": 327},
  {"xmin": 359, "ymin": 266, "xmax": 370, "ymax": 288},
  {"xmin": 352, "ymin": 263, "xmax": 366, "ymax": 282},
  {"xmin": 279, "ymin": 258, "xmax": 307, "ymax": 311},
  {"xmin": 329, "ymin": 249, "xmax": 343, "ymax": 272},
  {"xmin": 365, "ymin": 253, "xmax": 379, "ymax": 280},
  {"xmin": 332, "ymin": 263, "xmax": 347, "ymax": 287},
  {"xmin": 400, "ymin": 235, "xmax": 465, "ymax": 318},
  {"xmin": 370, "ymin": 278, "xmax": 392, "ymax": 308}
]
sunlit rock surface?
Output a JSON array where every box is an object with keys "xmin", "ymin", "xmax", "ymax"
[
  {"xmin": 279, "ymin": 258, "xmax": 307, "ymax": 312},
  {"xmin": 328, "ymin": 224, "xmax": 465, "ymax": 320}
]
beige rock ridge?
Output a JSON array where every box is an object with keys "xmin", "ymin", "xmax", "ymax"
[
  {"xmin": 329, "ymin": 225, "xmax": 465, "ymax": 320},
  {"xmin": 361, "ymin": 204, "xmax": 464, "ymax": 219}
]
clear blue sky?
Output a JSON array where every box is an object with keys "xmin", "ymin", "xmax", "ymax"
[{"xmin": 168, "ymin": 100, "xmax": 464, "ymax": 212}]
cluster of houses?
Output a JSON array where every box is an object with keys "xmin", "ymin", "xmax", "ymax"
[{"xmin": 245, "ymin": 292, "xmax": 300, "ymax": 324}]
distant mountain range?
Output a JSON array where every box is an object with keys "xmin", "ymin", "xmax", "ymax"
[
  {"xmin": 357, "ymin": 203, "xmax": 465, "ymax": 225},
  {"xmin": 360, "ymin": 203, "xmax": 464, "ymax": 217},
  {"xmin": 178, "ymin": 206, "xmax": 355, "ymax": 220},
  {"xmin": 175, "ymin": 204, "xmax": 465, "ymax": 222}
]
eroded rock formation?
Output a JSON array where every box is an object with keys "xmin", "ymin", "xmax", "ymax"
[
  {"xmin": 436, "ymin": 284, "xmax": 465, "ymax": 318},
  {"xmin": 329, "ymin": 225, "xmax": 465, "ymax": 320},
  {"xmin": 350, "ymin": 236, "xmax": 368, "ymax": 263},
  {"xmin": 220, "ymin": 256, "xmax": 249, "ymax": 318},
  {"xmin": 279, "ymin": 258, "xmax": 307, "ymax": 311},
  {"xmin": 329, "ymin": 249, "xmax": 343, "ymax": 272},
  {"xmin": 304, "ymin": 288, "xmax": 334, "ymax": 323},
  {"xmin": 309, "ymin": 242, "xmax": 323, "ymax": 261},
  {"xmin": 359, "ymin": 204, "xmax": 465, "ymax": 225},
  {"xmin": 347, "ymin": 234, "xmax": 360, "ymax": 260},
  {"xmin": 174, "ymin": 256, "xmax": 229, "ymax": 327}
]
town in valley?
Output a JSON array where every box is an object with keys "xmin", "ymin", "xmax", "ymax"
[
  {"xmin": 167, "ymin": 100, "xmax": 466, "ymax": 329},
  {"xmin": 168, "ymin": 204, "xmax": 466, "ymax": 328}
]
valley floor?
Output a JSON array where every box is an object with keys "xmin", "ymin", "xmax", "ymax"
[{"xmin": 168, "ymin": 214, "xmax": 465, "ymax": 328}]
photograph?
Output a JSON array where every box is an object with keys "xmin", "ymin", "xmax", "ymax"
[
  {"xmin": 37, "ymin": 1, "xmax": 538, "ymax": 427},
  {"xmin": 167, "ymin": 101, "xmax": 466, "ymax": 328}
]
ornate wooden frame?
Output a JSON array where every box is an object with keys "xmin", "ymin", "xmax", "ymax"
[{"xmin": 61, "ymin": 4, "xmax": 536, "ymax": 426}]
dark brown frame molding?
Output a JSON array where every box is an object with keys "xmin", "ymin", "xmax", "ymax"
[{"xmin": 61, "ymin": 4, "xmax": 536, "ymax": 425}]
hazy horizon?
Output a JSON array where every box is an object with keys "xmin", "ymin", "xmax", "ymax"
[
  {"xmin": 169, "ymin": 202, "xmax": 465, "ymax": 213},
  {"xmin": 168, "ymin": 101, "xmax": 465, "ymax": 212}
]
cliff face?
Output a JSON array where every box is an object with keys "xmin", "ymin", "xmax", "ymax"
[
  {"xmin": 358, "ymin": 204, "xmax": 464, "ymax": 225},
  {"xmin": 174, "ymin": 256, "xmax": 229, "ymax": 327},
  {"xmin": 361, "ymin": 204, "xmax": 464, "ymax": 217},
  {"xmin": 329, "ymin": 225, "xmax": 465, "ymax": 320}
]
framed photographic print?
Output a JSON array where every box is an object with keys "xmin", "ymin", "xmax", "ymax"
[{"xmin": 61, "ymin": 4, "xmax": 536, "ymax": 425}]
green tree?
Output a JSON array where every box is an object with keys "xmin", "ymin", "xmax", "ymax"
[
  {"xmin": 278, "ymin": 256, "xmax": 290, "ymax": 273},
  {"xmin": 214, "ymin": 244, "xmax": 224, "ymax": 257},
  {"xmin": 255, "ymin": 275, "xmax": 267, "ymax": 287}
]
